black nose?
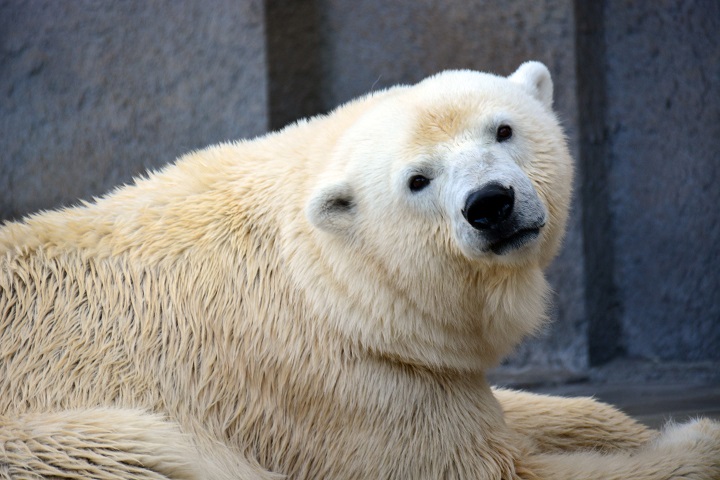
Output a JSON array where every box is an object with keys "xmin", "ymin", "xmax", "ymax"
[{"xmin": 463, "ymin": 183, "xmax": 515, "ymax": 230}]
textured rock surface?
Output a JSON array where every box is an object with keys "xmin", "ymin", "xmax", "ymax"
[
  {"xmin": 0, "ymin": 0, "xmax": 267, "ymax": 221},
  {"xmin": 604, "ymin": 0, "xmax": 720, "ymax": 361}
]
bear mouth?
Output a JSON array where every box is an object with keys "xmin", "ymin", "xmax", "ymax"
[{"xmin": 488, "ymin": 227, "xmax": 541, "ymax": 255}]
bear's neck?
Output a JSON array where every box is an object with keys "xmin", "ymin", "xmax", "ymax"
[{"xmin": 284, "ymin": 228, "xmax": 550, "ymax": 373}]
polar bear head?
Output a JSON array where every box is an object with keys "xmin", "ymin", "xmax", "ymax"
[{"xmin": 301, "ymin": 62, "xmax": 573, "ymax": 370}]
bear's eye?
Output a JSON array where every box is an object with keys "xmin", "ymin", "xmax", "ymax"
[
  {"xmin": 408, "ymin": 175, "xmax": 431, "ymax": 192},
  {"xmin": 496, "ymin": 125, "xmax": 513, "ymax": 142}
]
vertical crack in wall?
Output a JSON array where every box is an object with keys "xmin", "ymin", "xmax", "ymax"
[
  {"xmin": 574, "ymin": 0, "xmax": 623, "ymax": 366},
  {"xmin": 264, "ymin": 0, "xmax": 325, "ymax": 130}
]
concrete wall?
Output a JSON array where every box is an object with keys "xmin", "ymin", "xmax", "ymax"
[
  {"xmin": 1, "ymin": 0, "xmax": 718, "ymax": 373},
  {"xmin": 577, "ymin": 0, "xmax": 720, "ymax": 366},
  {"xmin": 0, "ymin": 0, "xmax": 267, "ymax": 221},
  {"xmin": 603, "ymin": 0, "xmax": 720, "ymax": 362}
]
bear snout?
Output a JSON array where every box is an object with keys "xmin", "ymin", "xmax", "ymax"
[
  {"xmin": 462, "ymin": 183, "xmax": 515, "ymax": 230},
  {"xmin": 460, "ymin": 182, "xmax": 547, "ymax": 256}
]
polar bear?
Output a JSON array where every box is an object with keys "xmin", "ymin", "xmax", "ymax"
[{"xmin": 1, "ymin": 62, "xmax": 718, "ymax": 479}]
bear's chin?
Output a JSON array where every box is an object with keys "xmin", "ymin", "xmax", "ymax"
[
  {"xmin": 487, "ymin": 227, "xmax": 541, "ymax": 256},
  {"xmin": 457, "ymin": 230, "xmax": 543, "ymax": 264}
]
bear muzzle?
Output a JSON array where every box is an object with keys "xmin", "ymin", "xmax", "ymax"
[{"xmin": 462, "ymin": 182, "xmax": 546, "ymax": 255}]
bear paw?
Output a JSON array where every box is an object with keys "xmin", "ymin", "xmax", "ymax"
[
  {"xmin": 653, "ymin": 418, "xmax": 720, "ymax": 449},
  {"xmin": 645, "ymin": 418, "xmax": 720, "ymax": 480}
]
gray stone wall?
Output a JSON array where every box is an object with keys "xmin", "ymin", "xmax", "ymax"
[
  {"xmin": 577, "ymin": 0, "xmax": 720, "ymax": 366},
  {"xmin": 603, "ymin": 0, "xmax": 720, "ymax": 362},
  {"xmin": 1, "ymin": 0, "xmax": 718, "ymax": 372},
  {"xmin": 0, "ymin": 0, "xmax": 267, "ymax": 221}
]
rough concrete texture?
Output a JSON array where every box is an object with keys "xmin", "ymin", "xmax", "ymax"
[
  {"xmin": 604, "ymin": 1, "xmax": 720, "ymax": 361},
  {"xmin": 0, "ymin": 0, "xmax": 267, "ymax": 222},
  {"xmin": 313, "ymin": 0, "xmax": 587, "ymax": 371}
]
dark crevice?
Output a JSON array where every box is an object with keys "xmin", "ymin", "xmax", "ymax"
[
  {"xmin": 264, "ymin": 0, "xmax": 326, "ymax": 130},
  {"xmin": 574, "ymin": 0, "xmax": 624, "ymax": 366}
]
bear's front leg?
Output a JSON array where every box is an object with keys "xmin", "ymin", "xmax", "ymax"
[
  {"xmin": 0, "ymin": 408, "xmax": 278, "ymax": 480},
  {"xmin": 493, "ymin": 388, "xmax": 657, "ymax": 454}
]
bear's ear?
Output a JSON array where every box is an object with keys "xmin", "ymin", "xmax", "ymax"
[
  {"xmin": 509, "ymin": 61, "xmax": 553, "ymax": 110},
  {"xmin": 306, "ymin": 181, "xmax": 357, "ymax": 234}
]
